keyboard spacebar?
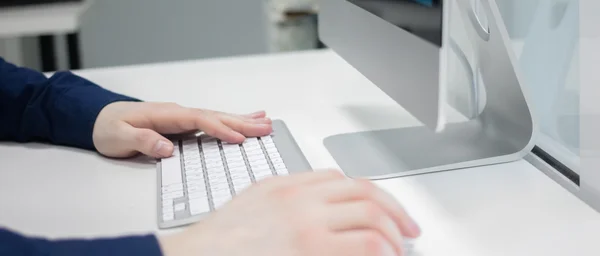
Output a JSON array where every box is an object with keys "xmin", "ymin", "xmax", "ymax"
[{"xmin": 161, "ymin": 149, "xmax": 182, "ymax": 186}]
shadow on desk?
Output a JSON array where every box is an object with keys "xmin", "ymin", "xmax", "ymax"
[{"xmin": 325, "ymin": 104, "xmax": 525, "ymax": 215}]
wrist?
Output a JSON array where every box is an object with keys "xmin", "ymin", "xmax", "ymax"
[
  {"xmin": 158, "ymin": 234, "xmax": 182, "ymax": 256},
  {"xmin": 158, "ymin": 233, "xmax": 197, "ymax": 256}
]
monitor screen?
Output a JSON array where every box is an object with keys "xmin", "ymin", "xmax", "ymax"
[{"xmin": 347, "ymin": 0, "xmax": 444, "ymax": 47}]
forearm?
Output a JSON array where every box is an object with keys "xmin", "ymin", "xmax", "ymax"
[
  {"xmin": 0, "ymin": 228, "xmax": 163, "ymax": 256},
  {"xmin": 0, "ymin": 57, "xmax": 139, "ymax": 150}
]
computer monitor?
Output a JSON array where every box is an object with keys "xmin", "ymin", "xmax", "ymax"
[
  {"xmin": 320, "ymin": 0, "xmax": 536, "ymax": 179},
  {"xmin": 318, "ymin": 0, "xmax": 451, "ymax": 132}
]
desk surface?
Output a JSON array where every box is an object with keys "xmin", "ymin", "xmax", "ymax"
[
  {"xmin": 0, "ymin": 1, "xmax": 90, "ymax": 38},
  {"xmin": 1, "ymin": 49, "xmax": 599, "ymax": 255}
]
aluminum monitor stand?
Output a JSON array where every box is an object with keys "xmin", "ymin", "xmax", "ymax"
[{"xmin": 321, "ymin": 0, "xmax": 536, "ymax": 179}]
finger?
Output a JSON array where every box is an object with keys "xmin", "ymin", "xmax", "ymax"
[
  {"xmin": 331, "ymin": 230, "xmax": 398, "ymax": 256},
  {"xmin": 121, "ymin": 124, "xmax": 175, "ymax": 158},
  {"xmin": 206, "ymin": 110, "xmax": 271, "ymax": 124},
  {"xmin": 204, "ymin": 109, "xmax": 267, "ymax": 120},
  {"xmin": 327, "ymin": 202, "xmax": 404, "ymax": 255},
  {"xmin": 217, "ymin": 114, "xmax": 273, "ymax": 138},
  {"xmin": 197, "ymin": 114, "xmax": 246, "ymax": 143},
  {"xmin": 242, "ymin": 110, "xmax": 267, "ymax": 119},
  {"xmin": 243, "ymin": 117, "xmax": 272, "ymax": 124},
  {"xmin": 312, "ymin": 178, "xmax": 421, "ymax": 238}
]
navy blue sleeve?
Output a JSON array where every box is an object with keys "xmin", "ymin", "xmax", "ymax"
[
  {"xmin": 0, "ymin": 57, "xmax": 140, "ymax": 150},
  {"xmin": 0, "ymin": 59, "xmax": 164, "ymax": 255},
  {"xmin": 0, "ymin": 228, "xmax": 163, "ymax": 256}
]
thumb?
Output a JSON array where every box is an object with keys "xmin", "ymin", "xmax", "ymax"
[{"xmin": 126, "ymin": 126, "xmax": 175, "ymax": 158}]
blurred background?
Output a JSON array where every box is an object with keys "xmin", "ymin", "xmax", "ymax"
[
  {"xmin": 0, "ymin": 0, "xmax": 582, "ymax": 177},
  {"xmin": 0, "ymin": 0, "xmax": 535, "ymax": 72}
]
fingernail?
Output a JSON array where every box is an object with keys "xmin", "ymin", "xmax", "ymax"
[
  {"xmin": 247, "ymin": 111, "xmax": 264, "ymax": 117},
  {"xmin": 381, "ymin": 242, "xmax": 397, "ymax": 256},
  {"xmin": 257, "ymin": 117, "xmax": 271, "ymax": 123},
  {"xmin": 154, "ymin": 140, "xmax": 173, "ymax": 157},
  {"xmin": 409, "ymin": 219, "xmax": 421, "ymax": 236}
]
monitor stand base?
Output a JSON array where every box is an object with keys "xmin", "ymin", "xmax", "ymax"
[{"xmin": 324, "ymin": 121, "xmax": 529, "ymax": 179}]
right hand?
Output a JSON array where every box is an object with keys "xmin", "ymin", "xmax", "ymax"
[{"xmin": 158, "ymin": 170, "xmax": 421, "ymax": 256}]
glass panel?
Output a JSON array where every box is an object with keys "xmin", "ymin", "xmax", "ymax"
[{"xmin": 497, "ymin": 0, "xmax": 581, "ymax": 172}]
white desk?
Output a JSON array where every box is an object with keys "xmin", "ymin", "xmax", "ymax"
[{"xmin": 1, "ymin": 49, "xmax": 599, "ymax": 255}]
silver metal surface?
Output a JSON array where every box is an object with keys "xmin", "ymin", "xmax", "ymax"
[
  {"xmin": 320, "ymin": 0, "xmax": 536, "ymax": 179},
  {"xmin": 318, "ymin": 0, "xmax": 450, "ymax": 131}
]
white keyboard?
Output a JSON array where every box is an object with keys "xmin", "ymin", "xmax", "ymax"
[{"xmin": 158, "ymin": 134, "xmax": 290, "ymax": 228}]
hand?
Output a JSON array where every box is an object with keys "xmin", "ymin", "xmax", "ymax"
[
  {"xmin": 158, "ymin": 170, "xmax": 421, "ymax": 256},
  {"xmin": 92, "ymin": 101, "xmax": 272, "ymax": 158}
]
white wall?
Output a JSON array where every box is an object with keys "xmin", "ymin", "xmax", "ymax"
[
  {"xmin": 78, "ymin": 0, "xmax": 271, "ymax": 68},
  {"xmin": 0, "ymin": 37, "xmax": 23, "ymax": 66}
]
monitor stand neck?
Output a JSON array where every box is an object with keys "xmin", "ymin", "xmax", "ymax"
[{"xmin": 323, "ymin": 0, "xmax": 536, "ymax": 179}]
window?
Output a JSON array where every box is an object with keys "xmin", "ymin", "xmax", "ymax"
[{"xmin": 498, "ymin": 0, "xmax": 581, "ymax": 175}]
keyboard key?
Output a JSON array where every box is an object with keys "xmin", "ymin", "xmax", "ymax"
[
  {"xmin": 161, "ymin": 146, "xmax": 183, "ymax": 186},
  {"xmin": 203, "ymin": 150, "xmax": 221, "ymax": 157},
  {"xmin": 162, "ymin": 203, "xmax": 174, "ymax": 211},
  {"xmin": 188, "ymin": 185, "xmax": 207, "ymax": 194},
  {"xmin": 244, "ymin": 137, "xmax": 259, "ymax": 144},
  {"xmin": 250, "ymin": 163, "xmax": 271, "ymax": 170},
  {"xmin": 186, "ymin": 169, "xmax": 204, "ymax": 175},
  {"xmin": 253, "ymin": 166, "xmax": 272, "ymax": 175},
  {"xmin": 207, "ymin": 170, "xmax": 227, "ymax": 178},
  {"xmin": 273, "ymin": 163, "xmax": 286, "ymax": 170},
  {"xmin": 163, "ymin": 212, "xmax": 174, "ymax": 221},
  {"xmin": 270, "ymin": 157, "xmax": 284, "ymax": 164},
  {"xmin": 213, "ymin": 195, "xmax": 231, "ymax": 209},
  {"xmin": 174, "ymin": 203, "xmax": 186, "ymax": 212},
  {"xmin": 162, "ymin": 199, "xmax": 173, "ymax": 208},
  {"xmin": 210, "ymin": 182, "xmax": 231, "ymax": 193},
  {"xmin": 183, "ymin": 143, "xmax": 200, "ymax": 156},
  {"xmin": 276, "ymin": 167, "xmax": 289, "ymax": 175},
  {"xmin": 186, "ymin": 175, "xmax": 205, "ymax": 181},
  {"xmin": 243, "ymin": 143, "xmax": 262, "ymax": 150},
  {"xmin": 188, "ymin": 191, "xmax": 208, "ymax": 199},
  {"xmin": 255, "ymin": 173, "xmax": 273, "ymax": 181},
  {"xmin": 227, "ymin": 161, "xmax": 246, "ymax": 169},
  {"xmin": 265, "ymin": 145, "xmax": 278, "ymax": 153},
  {"xmin": 161, "ymin": 184, "xmax": 183, "ymax": 193},
  {"xmin": 222, "ymin": 144, "xmax": 240, "ymax": 151},
  {"xmin": 232, "ymin": 178, "xmax": 252, "ymax": 193},
  {"xmin": 225, "ymin": 156, "xmax": 244, "ymax": 163},
  {"xmin": 261, "ymin": 135, "xmax": 273, "ymax": 143},
  {"xmin": 188, "ymin": 184, "xmax": 207, "ymax": 192},
  {"xmin": 202, "ymin": 148, "xmax": 220, "ymax": 155},
  {"xmin": 244, "ymin": 146, "xmax": 261, "ymax": 152},
  {"xmin": 189, "ymin": 199, "xmax": 210, "ymax": 215},
  {"xmin": 205, "ymin": 164, "xmax": 224, "ymax": 171},
  {"xmin": 184, "ymin": 163, "xmax": 202, "ymax": 170},
  {"xmin": 268, "ymin": 152, "xmax": 282, "ymax": 161},
  {"xmin": 229, "ymin": 169, "xmax": 249, "ymax": 178},
  {"xmin": 186, "ymin": 179, "xmax": 205, "ymax": 186},
  {"xmin": 162, "ymin": 191, "xmax": 184, "ymax": 200}
]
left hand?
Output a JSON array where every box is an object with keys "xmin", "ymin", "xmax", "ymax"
[{"xmin": 92, "ymin": 101, "xmax": 273, "ymax": 158}]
